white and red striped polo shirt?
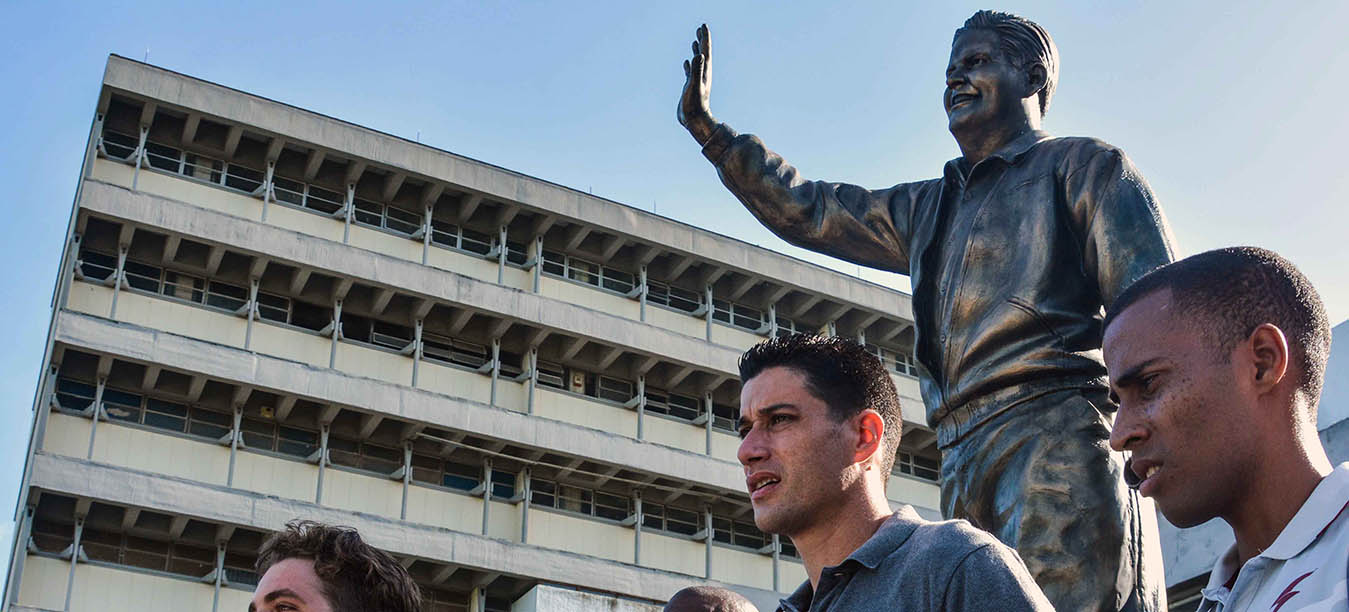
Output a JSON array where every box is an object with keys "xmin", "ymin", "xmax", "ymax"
[{"xmin": 1196, "ymin": 462, "xmax": 1349, "ymax": 612}]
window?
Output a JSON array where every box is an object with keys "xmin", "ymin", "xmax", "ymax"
[
  {"xmin": 595, "ymin": 375, "xmax": 632, "ymax": 404},
  {"xmin": 711, "ymin": 402, "xmax": 738, "ymax": 433},
  {"xmin": 271, "ymin": 175, "xmax": 345, "ymax": 215},
  {"xmin": 328, "ymin": 436, "xmax": 401, "ymax": 474},
  {"xmin": 866, "ymin": 343, "xmax": 920, "ymax": 377},
  {"xmin": 205, "ymin": 280, "xmax": 247, "ymax": 312},
  {"xmin": 241, "ymin": 418, "xmax": 318, "ymax": 458},
  {"xmin": 714, "ymin": 299, "xmax": 766, "ymax": 331},
  {"xmin": 54, "ymin": 378, "xmax": 96, "ymax": 411},
  {"xmin": 491, "ymin": 469, "xmax": 516, "ymax": 499},
  {"xmin": 536, "ymin": 360, "xmax": 566, "ymax": 390},
  {"xmin": 531, "ymin": 479, "xmax": 594, "ymax": 515},
  {"xmin": 713, "ymin": 516, "xmax": 767, "ymax": 549},
  {"xmin": 895, "ymin": 451, "xmax": 940, "ymax": 482},
  {"xmin": 642, "ymin": 502, "xmax": 700, "ymax": 536},
  {"xmin": 78, "ymin": 250, "xmax": 116, "ymax": 281},
  {"xmin": 540, "ymin": 250, "xmax": 636, "ymax": 295},
  {"xmin": 122, "ymin": 259, "xmax": 161, "ymax": 292},
  {"xmin": 289, "ymin": 300, "xmax": 331, "ymax": 332},
  {"xmin": 102, "ymin": 130, "xmax": 264, "ymax": 195},
  {"xmin": 101, "ymin": 388, "xmax": 143, "ymax": 423},
  {"xmin": 593, "ymin": 491, "xmax": 630, "ymax": 521},
  {"xmin": 354, "ymin": 199, "xmax": 422, "ymax": 236},
  {"xmin": 256, "ymin": 291, "xmax": 290, "ymax": 323},
  {"xmin": 411, "ymin": 453, "xmax": 484, "ymax": 492},
  {"xmin": 644, "ymin": 388, "xmax": 702, "ymax": 422},
  {"xmin": 422, "ymin": 333, "xmax": 488, "ymax": 369},
  {"xmin": 341, "ymin": 312, "xmax": 413, "ymax": 351},
  {"xmin": 646, "ymin": 279, "xmax": 702, "ymax": 313},
  {"xmin": 101, "ymin": 130, "xmax": 138, "ymax": 159},
  {"xmin": 161, "ymin": 271, "xmax": 204, "ymax": 302}
]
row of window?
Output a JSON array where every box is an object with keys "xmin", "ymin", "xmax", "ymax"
[
  {"xmin": 101, "ymin": 129, "xmax": 879, "ymax": 346},
  {"xmin": 30, "ymin": 518, "xmax": 258, "ymax": 587},
  {"xmin": 866, "ymin": 343, "xmax": 920, "ymax": 377},
  {"xmin": 54, "ymin": 375, "xmax": 796, "ymax": 549}
]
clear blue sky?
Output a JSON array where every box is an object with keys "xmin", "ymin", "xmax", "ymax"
[{"xmin": 2, "ymin": 0, "xmax": 1347, "ymax": 574}]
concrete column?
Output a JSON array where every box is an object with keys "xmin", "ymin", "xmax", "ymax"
[
  {"xmin": 469, "ymin": 587, "xmax": 486, "ymax": 612},
  {"xmin": 210, "ymin": 542, "xmax": 226, "ymax": 612},
  {"xmin": 768, "ymin": 303, "xmax": 778, "ymax": 337},
  {"xmin": 531, "ymin": 237, "xmax": 543, "ymax": 293},
  {"xmin": 421, "ymin": 204, "xmax": 433, "ymax": 265},
  {"xmin": 704, "ymin": 393, "xmax": 714, "ymax": 455},
  {"xmin": 857, "ymin": 329, "xmax": 866, "ymax": 346},
  {"xmin": 704, "ymin": 285, "xmax": 714, "ymax": 342},
  {"xmin": 342, "ymin": 184, "xmax": 355, "ymax": 244},
  {"xmin": 638, "ymin": 266, "xmax": 648, "ymax": 322},
  {"xmin": 489, "ymin": 338, "xmax": 501, "ymax": 408},
  {"xmin": 411, "ymin": 319, "xmax": 424, "ymax": 387},
  {"xmin": 526, "ymin": 347, "xmax": 539, "ymax": 414},
  {"xmin": 85, "ymin": 378, "xmax": 106, "ymax": 460},
  {"xmin": 4, "ymin": 505, "xmax": 34, "ymax": 610},
  {"xmin": 63, "ymin": 515, "xmax": 85, "ymax": 612},
  {"xmin": 632, "ymin": 490, "xmax": 643, "ymax": 565},
  {"xmin": 315, "ymin": 425, "xmax": 330, "ymax": 505},
  {"xmin": 131, "ymin": 125, "xmax": 148, "ymax": 190},
  {"xmin": 826, "ymin": 321, "xmax": 838, "ymax": 337},
  {"xmin": 520, "ymin": 467, "xmax": 532, "ymax": 543},
  {"xmin": 244, "ymin": 278, "xmax": 259, "ymax": 350},
  {"xmin": 481, "ymin": 459, "xmax": 493, "ymax": 536},
  {"xmin": 772, "ymin": 534, "xmax": 781, "ymax": 592},
  {"xmin": 329, "ymin": 299, "xmax": 342, "ymax": 369},
  {"xmin": 400, "ymin": 442, "xmax": 412, "ymax": 520},
  {"xmin": 226, "ymin": 404, "xmax": 242, "ymax": 486},
  {"xmin": 260, "ymin": 161, "xmax": 275, "ymax": 222},
  {"xmin": 107, "ymin": 246, "xmax": 127, "ymax": 319},
  {"xmin": 497, "ymin": 225, "xmax": 508, "ymax": 284},
  {"xmin": 635, "ymin": 376, "xmax": 646, "ymax": 440},
  {"xmin": 703, "ymin": 506, "xmax": 714, "ymax": 578}
]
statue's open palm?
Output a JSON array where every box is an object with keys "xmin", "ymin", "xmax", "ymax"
[{"xmin": 679, "ymin": 24, "xmax": 715, "ymax": 144}]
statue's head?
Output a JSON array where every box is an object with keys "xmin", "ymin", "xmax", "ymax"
[
  {"xmin": 945, "ymin": 11, "xmax": 1058, "ymax": 142},
  {"xmin": 954, "ymin": 11, "xmax": 1058, "ymax": 116}
]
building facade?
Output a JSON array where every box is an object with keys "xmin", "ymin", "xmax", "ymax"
[{"xmin": 3, "ymin": 56, "xmax": 938, "ymax": 612}]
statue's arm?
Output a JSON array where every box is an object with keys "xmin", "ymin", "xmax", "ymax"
[
  {"xmin": 1067, "ymin": 146, "xmax": 1177, "ymax": 308},
  {"xmin": 702, "ymin": 124, "xmax": 925, "ymax": 275},
  {"xmin": 679, "ymin": 25, "xmax": 923, "ymax": 275}
]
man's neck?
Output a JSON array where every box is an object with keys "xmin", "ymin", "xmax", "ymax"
[
  {"xmin": 791, "ymin": 487, "xmax": 892, "ymax": 589},
  {"xmin": 1226, "ymin": 431, "xmax": 1333, "ymax": 565},
  {"xmin": 953, "ymin": 115, "xmax": 1038, "ymax": 167}
]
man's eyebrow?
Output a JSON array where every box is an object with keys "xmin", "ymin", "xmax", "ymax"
[
  {"xmin": 1112, "ymin": 358, "xmax": 1163, "ymax": 390},
  {"xmin": 737, "ymin": 404, "xmax": 795, "ymax": 429},
  {"xmin": 263, "ymin": 589, "xmax": 305, "ymax": 604}
]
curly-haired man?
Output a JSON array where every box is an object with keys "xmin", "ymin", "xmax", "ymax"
[{"xmin": 250, "ymin": 520, "xmax": 422, "ymax": 612}]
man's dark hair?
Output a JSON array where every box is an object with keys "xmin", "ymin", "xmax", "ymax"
[
  {"xmin": 955, "ymin": 10, "xmax": 1059, "ymax": 117},
  {"xmin": 1105, "ymin": 246, "xmax": 1332, "ymax": 410},
  {"xmin": 256, "ymin": 520, "xmax": 422, "ymax": 612},
  {"xmin": 738, "ymin": 334, "xmax": 903, "ymax": 477}
]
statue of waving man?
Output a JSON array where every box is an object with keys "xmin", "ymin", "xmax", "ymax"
[{"xmin": 680, "ymin": 12, "xmax": 1174, "ymax": 612}]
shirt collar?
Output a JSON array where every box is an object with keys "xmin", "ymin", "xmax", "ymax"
[
  {"xmin": 1204, "ymin": 461, "xmax": 1349, "ymax": 590},
  {"xmin": 777, "ymin": 506, "xmax": 925, "ymax": 611},
  {"xmin": 943, "ymin": 129, "xmax": 1051, "ymax": 180}
]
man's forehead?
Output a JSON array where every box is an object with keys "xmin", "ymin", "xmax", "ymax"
[
  {"xmin": 950, "ymin": 29, "xmax": 1001, "ymax": 57},
  {"xmin": 739, "ymin": 366, "xmax": 812, "ymax": 416},
  {"xmin": 1105, "ymin": 290, "xmax": 1182, "ymax": 366}
]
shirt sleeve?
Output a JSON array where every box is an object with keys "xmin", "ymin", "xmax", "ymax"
[
  {"xmin": 1065, "ymin": 146, "xmax": 1177, "ymax": 309},
  {"xmin": 942, "ymin": 544, "xmax": 1054, "ymax": 612},
  {"xmin": 701, "ymin": 122, "xmax": 933, "ymax": 276}
]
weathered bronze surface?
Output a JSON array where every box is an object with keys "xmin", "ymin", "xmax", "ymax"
[{"xmin": 680, "ymin": 13, "xmax": 1173, "ymax": 612}]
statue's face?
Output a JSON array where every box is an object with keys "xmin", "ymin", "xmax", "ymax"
[{"xmin": 944, "ymin": 29, "xmax": 1032, "ymax": 137}]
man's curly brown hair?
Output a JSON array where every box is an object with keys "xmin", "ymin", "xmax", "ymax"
[{"xmin": 255, "ymin": 520, "xmax": 422, "ymax": 612}]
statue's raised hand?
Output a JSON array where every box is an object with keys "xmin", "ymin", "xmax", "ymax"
[{"xmin": 679, "ymin": 24, "xmax": 716, "ymax": 145}]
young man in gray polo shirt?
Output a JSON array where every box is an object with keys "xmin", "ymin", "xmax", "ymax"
[
  {"xmin": 1105, "ymin": 248, "xmax": 1346, "ymax": 612},
  {"xmin": 736, "ymin": 335, "xmax": 1051, "ymax": 611}
]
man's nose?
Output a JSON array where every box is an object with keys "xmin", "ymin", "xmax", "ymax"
[
  {"xmin": 1108, "ymin": 408, "xmax": 1147, "ymax": 452},
  {"xmin": 737, "ymin": 426, "xmax": 768, "ymax": 468},
  {"xmin": 946, "ymin": 70, "xmax": 965, "ymax": 90}
]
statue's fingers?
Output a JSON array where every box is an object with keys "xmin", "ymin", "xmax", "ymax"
[
  {"xmin": 684, "ymin": 59, "xmax": 691, "ymax": 78},
  {"xmin": 698, "ymin": 24, "xmax": 710, "ymax": 59}
]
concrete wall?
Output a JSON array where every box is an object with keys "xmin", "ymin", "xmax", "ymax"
[
  {"xmin": 510, "ymin": 584, "xmax": 662, "ymax": 612},
  {"xmin": 16, "ymin": 555, "xmax": 252, "ymax": 612}
]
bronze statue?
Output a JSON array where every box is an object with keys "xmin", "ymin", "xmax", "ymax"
[{"xmin": 679, "ymin": 11, "xmax": 1173, "ymax": 612}]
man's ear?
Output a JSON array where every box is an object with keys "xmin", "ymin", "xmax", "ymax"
[
  {"xmin": 1244, "ymin": 323, "xmax": 1290, "ymax": 396},
  {"xmin": 1025, "ymin": 63, "xmax": 1048, "ymax": 99},
  {"xmin": 852, "ymin": 410, "xmax": 885, "ymax": 466}
]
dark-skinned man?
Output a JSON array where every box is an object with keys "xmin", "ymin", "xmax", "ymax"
[
  {"xmin": 679, "ymin": 11, "xmax": 1173, "ymax": 612},
  {"xmin": 1105, "ymin": 247, "xmax": 1346, "ymax": 612}
]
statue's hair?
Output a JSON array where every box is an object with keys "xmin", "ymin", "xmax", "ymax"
[
  {"xmin": 955, "ymin": 10, "xmax": 1059, "ymax": 117},
  {"xmin": 1105, "ymin": 247, "xmax": 1332, "ymax": 414}
]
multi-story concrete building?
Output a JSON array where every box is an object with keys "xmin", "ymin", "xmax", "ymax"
[{"xmin": 3, "ymin": 56, "xmax": 937, "ymax": 612}]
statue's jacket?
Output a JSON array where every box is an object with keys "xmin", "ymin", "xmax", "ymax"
[{"xmin": 701, "ymin": 126, "xmax": 1175, "ymax": 445}]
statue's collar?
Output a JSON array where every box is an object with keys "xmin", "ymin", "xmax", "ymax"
[{"xmin": 946, "ymin": 129, "xmax": 1051, "ymax": 180}]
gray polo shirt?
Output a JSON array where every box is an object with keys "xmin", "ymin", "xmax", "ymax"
[{"xmin": 779, "ymin": 506, "xmax": 1051, "ymax": 611}]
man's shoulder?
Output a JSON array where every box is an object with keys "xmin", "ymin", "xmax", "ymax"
[
  {"xmin": 903, "ymin": 516, "xmax": 1009, "ymax": 561},
  {"xmin": 1037, "ymin": 135, "xmax": 1128, "ymax": 159}
]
